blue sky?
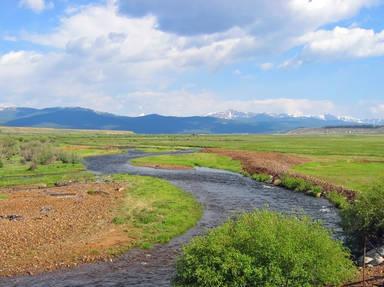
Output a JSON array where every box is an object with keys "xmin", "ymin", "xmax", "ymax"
[{"xmin": 1, "ymin": 0, "xmax": 384, "ymax": 118}]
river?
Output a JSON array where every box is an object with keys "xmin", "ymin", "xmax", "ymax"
[{"xmin": 1, "ymin": 150, "xmax": 342, "ymax": 287}]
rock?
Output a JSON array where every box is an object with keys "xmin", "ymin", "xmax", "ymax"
[
  {"xmin": 273, "ymin": 179, "xmax": 282, "ymax": 186},
  {"xmin": 358, "ymin": 256, "xmax": 374, "ymax": 266},
  {"xmin": 54, "ymin": 181, "xmax": 69, "ymax": 187},
  {"xmin": 37, "ymin": 183, "xmax": 48, "ymax": 189},
  {"xmin": 0, "ymin": 214, "xmax": 24, "ymax": 221},
  {"xmin": 371, "ymin": 255, "xmax": 384, "ymax": 266},
  {"xmin": 364, "ymin": 249, "xmax": 384, "ymax": 266},
  {"xmin": 373, "ymin": 246, "xmax": 384, "ymax": 257},
  {"xmin": 40, "ymin": 206, "xmax": 53, "ymax": 214},
  {"xmin": 118, "ymin": 187, "xmax": 125, "ymax": 192}
]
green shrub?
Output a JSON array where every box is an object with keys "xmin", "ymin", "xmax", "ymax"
[
  {"xmin": 327, "ymin": 191, "xmax": 349, "ymax": 209},
  {"xmin": 281, "ymin": 176, "xmax": 312, "ymax": 192},
  {"xmin": 341, "ymin": 184, "xmax": 384, "ymax": 254},
  {"xmin": 251, "ymin": 173, "xmax": 271, "ymax": 183},
  {"xmin": 34, "ymin": 147, "xmax": 56, "ymax": 165},
  {"xmin": 57, "ymin": 151, "xmax": 81, "ymax": 164},
  {"xmin": 0, "ymin": 138, "xmax": 19, "ymax": 160},
  {"xmin": 175, "ymin": 210, "xmax": 356, "ymax": 287},
  {"xmin": 20, "ymin": 141, "xmax": 54, "ymax": 163},
  {"xmin": 0, "ymin": 159, "xmax": 3, "ymax": 168}
]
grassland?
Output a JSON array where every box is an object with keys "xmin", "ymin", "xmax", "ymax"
[
  {"xmin": 294, "ymin": 159, "xmax": 384, "ymax": 193},
  {"xmin": 111, "ymin": 175, "xmax": 202, "ymax": 250},
  {"xmin": 132, "ymin": 153, "xmax": 242, "ymax": 173},
  {"xmin": 1, "ymin": 127, "xmax": 383, "ymax": 196}
]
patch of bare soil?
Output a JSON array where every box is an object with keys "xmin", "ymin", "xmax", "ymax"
[
  {"xmin": 344, "ymin": 265, "xmax": 384, "ymax": 287},
  {"xmin": 205, "ymin": 148, "xmax": 356, "ymax": 200},
  {"xmin": 0, "ymin": 183, "xmax": 132, "ymax": 277},
  {"xmin": 204, "ymin": 148, "xmax": 309, "ymax": 176}
]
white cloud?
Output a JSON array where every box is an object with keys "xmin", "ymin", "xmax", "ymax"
[
  {"xmin": 3, "ymin": 1, "xmax": 383, "ymax": 118},
  {"xmin": 21, "ymin": 3, "xmax": 259, "ymax": 71},
  {"xmin": 260, "ymin": 63, "xmax": 274, "ymax": 70},
  {"xmin": 300, "ymin": 26, "xmax": 384, "ymax": 58},
  {"xmin": 119, "ymin": 0, "xmax": 379, "ymax": 36},
  {"xmin": 371, "ymin": 104, "xmax": 384, "ymax": 116},
  {"xmin": 19, "ymin": 0, "xmax": 53, "ymax": 13}
]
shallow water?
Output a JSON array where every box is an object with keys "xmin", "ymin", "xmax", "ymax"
[{"xmin": 1, "ymin": 150, "xmax": 342, "ymax": 287}]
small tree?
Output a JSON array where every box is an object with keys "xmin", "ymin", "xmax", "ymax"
[
  {"xmin": 175, "ymin": 210, "xmax": 356, "ymax": 287},
  {"xmin": 341, "ymin": 184, "xmax": 384, "ymax": 254}
]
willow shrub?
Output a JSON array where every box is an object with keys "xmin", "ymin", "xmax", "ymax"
[
  {"xmin": 341, "ymin": 184, "xmax": 384, "ymax": 254},
  {"xmin": 174, "ymin": 210, "xmax": 356, "ymax": 287}
]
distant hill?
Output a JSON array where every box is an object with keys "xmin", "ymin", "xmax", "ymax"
[{"xmin": 0, "ymin": 107, "xmax": 362, "ymax": 134}]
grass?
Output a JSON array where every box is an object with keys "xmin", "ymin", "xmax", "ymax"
[
  {"xmin": 131, "ymin": 152, "xmax": 243, "ymax": 173},
  {"xmin": 0, "ymin": 194, "xmax": 8, "ymax": 200},
  {"xmin": 111, "ymin": 174, "xmax": 202, "ymax": 249},
  {"xmin": 293, "ymin": 159, "xmax": 384, "ymax": 193},
  {"xmin": 0, "ymin": 156, "xmax": 93, "ymax": 188},
  {"xmin": 1, "ymin": 129, "xmax": 383, "ymax": 196}
]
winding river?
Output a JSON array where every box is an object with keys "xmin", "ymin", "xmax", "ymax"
[{"xmin": 1, "ymin": 150, "xmax": 342, "ymax": 287}]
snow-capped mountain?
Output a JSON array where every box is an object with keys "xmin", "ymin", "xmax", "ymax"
[
  {"xmin": 207, "ymin": 109, "xmax": 257, "ymax": 120},
  {"xmin": 208, "ymin": 109, "xmax": 373, "ymax": 124},
  {"xmin": 0, "ymin": 107, "xmax": 383, "ymax": 134}
]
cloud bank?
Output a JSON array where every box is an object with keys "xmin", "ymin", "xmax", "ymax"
[{"xmin": 1, "ymin": 0, "xmax": 383, "ymax": 118}]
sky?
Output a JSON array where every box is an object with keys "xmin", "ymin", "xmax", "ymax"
[{"xmin": 0, "ymin": 0, "xmax": 384, "ymax": 118}]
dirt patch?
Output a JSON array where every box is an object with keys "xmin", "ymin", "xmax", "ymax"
[
  {"xmin": 0, "ymin": 183, "xmax": 132, "ymax": 277},
  {"xmin": 204, "ymin": 148, "xmax": 309, "ymax": 176},
  {"xmin": 205, "ymin": 148, "xmax": 356, "ymax": 200},
  {"xmin": 344, "ymin": 265, "xmax": 384, "ymax": 286}
]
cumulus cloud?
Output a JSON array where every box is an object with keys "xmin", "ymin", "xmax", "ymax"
[
  {"xmin": 300, "ymin": 26, "xmax": 384, "ymax": 58},
  {"xmin": 22, "ymin": 3, "xmax": 259, "ymax": 70},
  {"xmin": 260, "ymin": 63, "xmax": 274, "ymax": 70},
  {"xmin": 371, "ymin": 104, "xmax": 384, "ymax": 116},
  {"xmin": 19, "ymin": 0, "xmax": 53, "ymax": 12},
  {"xmin": 118, "ymin": 0, "xmax": 379, "ymax": 36},
  {"xmin": 3, "ymin": 1, "xmax": 383, "ymax": 118}
]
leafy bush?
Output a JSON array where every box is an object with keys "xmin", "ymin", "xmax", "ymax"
[
  {"xmin": 34, "ymin": 146, "xmax": 56, "ymax": 165},
  {"xmin": 251, "ymin": 173, "xmax": 271, "ymax": 183},
  {"xmin": 20, "ymin": 141, "xmax": 46, "ymax": 162},
  {"xmin": 57, "ymin": 151, "xmax": 81, "ymax": 164},
  {"xmin": 0, "ymin": 138, "xmax": 19, "ymax": 160},
  {"xmin": 0, "ymin": 159, "xmax": 3, "ymax": 168},
  {"xmin": 327, "ymin": 191, "xmax": 349, "ymax": 209},
  {"xmin": 281, "ymin": 176, "xmax": 312, "ymax": 192},
  {"xmin": 175, "ymin": 210, "xmax": 356, "ymax": 287},
  {"xmin": 341, "ymin": 184, "xmax": 384, "ymax": 254}
]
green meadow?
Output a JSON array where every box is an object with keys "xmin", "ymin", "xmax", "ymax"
[
  {"xmin": 111, "ymin": 174, "xmax": 202, "ymax": 250},
  {"xmin": 1, "ymin": 127, "xmax": 383, "ymax": 195},
  {"xmin": 132, "ymin": 153, "xmax": 242, "ymax": 173}
]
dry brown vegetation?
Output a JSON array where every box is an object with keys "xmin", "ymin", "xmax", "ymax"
[
  {"xmin": 205, "ymin": 148, "xmax": 357, "ymax": 200},
  {"xmin": 0, "ymin": 183, "xmax": 132, "ymax": 276}
]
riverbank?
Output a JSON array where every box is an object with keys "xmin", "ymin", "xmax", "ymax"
[
  {"xmin": 0, "ymin": 182, "xmax": 124, "ymax": 276},
  {"xmin": 0, "ymin": 176, "xmax": 202, "ymax": 277}
]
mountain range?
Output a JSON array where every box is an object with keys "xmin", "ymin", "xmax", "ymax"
[{"xmin": 0, "ymin": 107, "xmax": 381, "ymax": 134}]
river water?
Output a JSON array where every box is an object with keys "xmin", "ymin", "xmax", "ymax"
[{"xmin": 1, "ymin": 150, "xmax": 342, "ymax": 287}]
